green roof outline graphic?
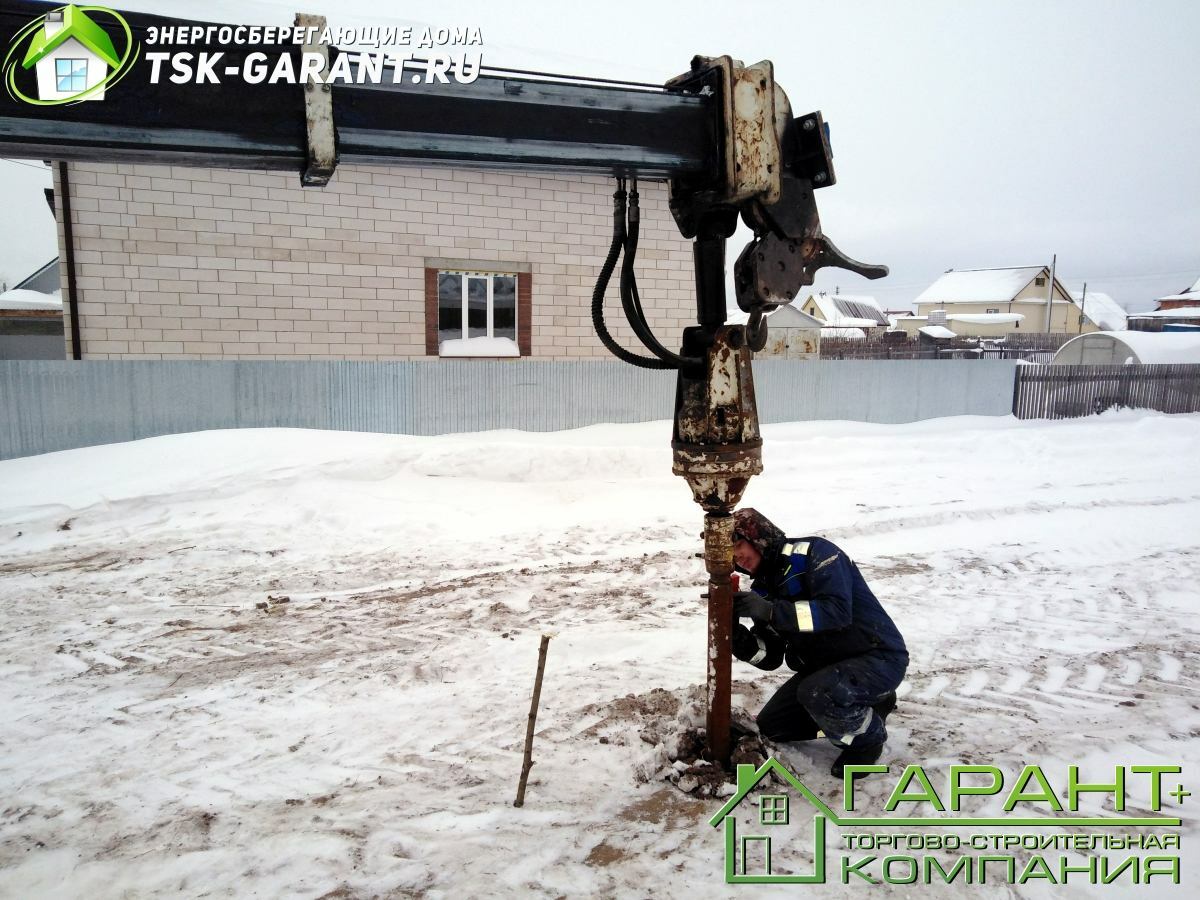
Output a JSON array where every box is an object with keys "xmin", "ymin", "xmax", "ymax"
[
  {"xmin": 21, "ymin": 5, "xmax": 120, "ymax": 71},
  {"xmin": 711, "ymin": 758, "xmax": 1183, "ymax": 828}
]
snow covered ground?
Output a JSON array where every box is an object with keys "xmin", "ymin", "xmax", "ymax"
[{"xmin": 1, "ymin": 412, "xmax": 1198, "ymax": 898}]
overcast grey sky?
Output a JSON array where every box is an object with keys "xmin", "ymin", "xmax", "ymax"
[{"xmin": 2, "ymin": 0, "xmax": 1197, "ymax": 311}]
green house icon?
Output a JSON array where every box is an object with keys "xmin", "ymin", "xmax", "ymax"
[
  {"xmin": 22, "ymin": 5, "xmax": 120, "ymax": 102},
  {"xmin": 709, "ymin": 758, "xmax": 831, "ymax": 884}
]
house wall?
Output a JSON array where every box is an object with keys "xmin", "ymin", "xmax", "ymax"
[
  {"xmin": 53, "ymin": 162, "xmax": 696, "ymax": 361},
  {"xmin": 0, "ymin": 332, "xmax": 65, "ymax": 360},
  {"xmin": 949, "ymin": 319, "xmax": 1012, "ymax": 338}
]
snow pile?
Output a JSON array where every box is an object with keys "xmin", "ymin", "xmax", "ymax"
[
  {"xmin": 439, "ymin": 336, "xmax": 521, "ymax": 357},
  {"xmin": 1, "ymin": 414, "xmax": 1198, "ymax": 896}
]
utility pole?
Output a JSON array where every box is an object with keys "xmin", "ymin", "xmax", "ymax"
[
  {"xmin": 1078, "ymin": 281, "xmax": 1087, "ymax": 334},
  {"xmin": 1044, "ymin": 254, "xmax": 1057, "ymax": 333}
]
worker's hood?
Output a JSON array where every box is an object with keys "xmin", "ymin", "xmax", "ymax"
[{"xmin": 733, "ymin": 507, "xmax": 786, "ymax": 557}]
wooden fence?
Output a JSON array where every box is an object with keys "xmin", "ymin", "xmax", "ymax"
[
  {"xmin": 1013, "ymin": 364, "xmax": 1200, "ymax": 419},
  {"xmin": 822, "ymin": 332, "xmax": 1066, "ymax": 362},
  {"xmin": 1002, "ymin": 332, "xmax": 1077, "ymax": 350}
]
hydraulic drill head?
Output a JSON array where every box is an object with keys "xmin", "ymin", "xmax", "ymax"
[{"xmin": 670, "ymin": 325, "xmax": 763, "ymax": 515}]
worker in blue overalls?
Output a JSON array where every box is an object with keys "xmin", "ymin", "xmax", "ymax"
[{"xmin": 730, "ymin": 508, "xmax": 909, "ymax": 779}]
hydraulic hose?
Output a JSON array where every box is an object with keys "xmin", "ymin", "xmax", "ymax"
[
  {"xmin": 590, "ymin": 180, "xmax": 673, "ymax": 369},
  {"xmin": 617, "ymin": 178, "xmax": 693, "ymax": 368}
]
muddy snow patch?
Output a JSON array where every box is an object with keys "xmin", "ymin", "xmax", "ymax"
[{"xmin": 580, "ymin": 684, "xmax": 772, "ymax": 799}]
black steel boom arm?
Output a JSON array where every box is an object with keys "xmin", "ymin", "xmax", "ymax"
[{"xmin": 0, "ymin": 1, "xmax": 715, "ymax": 178}]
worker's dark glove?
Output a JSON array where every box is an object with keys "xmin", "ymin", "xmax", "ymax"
[
  {"xmin": 733, "ymin": 590, "xmax": 773, "ymax": 623},
  {"xmin": 733, "ymin": 622, "xmax": 784, "ymax": 669},
  {"xmin": 732, "ymin": 623, "xmax": 761, "ymax": 662}
]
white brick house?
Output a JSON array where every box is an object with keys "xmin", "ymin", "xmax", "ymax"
[{"xmin": 52, "ymin": 162, "xmax": 696, "ymax": 361}]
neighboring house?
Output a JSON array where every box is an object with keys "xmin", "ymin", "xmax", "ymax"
[
  {"xmin": 50, "ymin": 162, "xmax": 697, "ymax": 361},
  {"xmin": 0, "ymin": 288, "xmax": 65, "ymax": 360},
  {"xmin": 1153, "ymin": 275, "xmax": 1200, "ymax": 311},
  {"xmin": 24, "ymin": 5, "xmax": 120, "ymax": 102},
  {"xmin": 1127, "ymin": 307, "xmax": 1200, "ymax": 333},
  {"xmin": 727, "ymin": 303, "xmax": 822, "ymax": 359},
  {"xmin": 15, "ymin": 258, "xmax": 60, "ymax": 295},
  {"xmin": 909, "ymin": 265, "xmax": 1108, "ymax": 338},
  {"xmin": 799, "ymin": 292, "xmax": 889, "ymax": 334}
]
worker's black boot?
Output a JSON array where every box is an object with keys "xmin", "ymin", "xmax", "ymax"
[{"xmin": 831, "ymin": 742, "xmax": 884, "ymax": 779}]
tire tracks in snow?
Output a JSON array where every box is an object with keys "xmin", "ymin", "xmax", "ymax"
[{"xmin": 824, "ymin": 491, "xmax": 1200, "ymax": 542}]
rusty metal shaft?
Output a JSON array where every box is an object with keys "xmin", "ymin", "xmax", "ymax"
[{"xmin": 703, "ymin": 513, "xmax": 735, "ymax": 764}]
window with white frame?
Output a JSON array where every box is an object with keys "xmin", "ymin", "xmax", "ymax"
[
  {"xmin": 437, "ymin": 270, "xmax": 518, "ymax": 357},
  {"xmin": 56, "ymin": 58, "xmax": 88, "ymax": 93},
  {"xmin": 986, "ymin": 308, "xmax": 1000, "ymax": 314}
]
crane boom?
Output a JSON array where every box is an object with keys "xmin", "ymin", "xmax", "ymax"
[
  {"xmin": 1, "ymin": 0, "xmax": 889, "ymax": 768},
  {"xmin": 1, "ymin": 1, "xmax": 713, "ymax": 177}
]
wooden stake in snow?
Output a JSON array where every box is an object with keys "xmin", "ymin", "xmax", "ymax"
[{"xmin": 514, "ymin": 633, "xmax": 552, "ymax": 807}]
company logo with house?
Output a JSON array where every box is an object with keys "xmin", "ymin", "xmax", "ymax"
[
  {"xmin": 3, "ymin": 4, "xmax": 137, "ymax": 105},
  {"xmin": 710, "ymin": 758, "xmax": 1187, "ymax": 887},
  {"xmin": 709, "ymin": 758, "xmax": 831, "ymax": 884}
]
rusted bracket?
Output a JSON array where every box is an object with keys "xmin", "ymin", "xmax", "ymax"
[
  {"xmin": 665, "ymin": 55, "xmax": 781, "ymax": 239},
  {"xmin": 734, "ymin": 120, "xmax": 888, "ymax": 318},
  {"xmin": 297, "ymin": 13, "xmax": 337, "ymax": 186}
]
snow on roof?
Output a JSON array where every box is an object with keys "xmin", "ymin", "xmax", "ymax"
[
  {"xmin": 915, "ymin": 266, "xmax": 1046, "ymax": 304},
  {"xmin": 1057, "ymin": 332, "xmax": 1200, "ymax": 364},
  {"xmin": 945, "ymin": 313, "xmax": 1024, "ymax": 325},
  {"xmin": 821, "ymin": 327, "xmax": 867, "ymax": 340},
  {"xmin": 1155, "ymin": 273, "xmax": 1200, "ymax": 303},
  {"xmin": 1070, "ymin": 291, "xmax": 1126, "ymax": 330},
  {"xmin": 0, "ymin": 289, "xmax": 63, "ymax": 312},
  {"xmin": 919, "ymin": 325, "xmax": 957, "ymax": 339},
  {"xmin": 725, "ymin": 304, "xmax": 823, "ymax": 328},
  {"xmin": 1156, "ymin": 290, "xmax": 1200, "ymax": 304},
  {"xmin": 807, "ymin": 293, "xmax": 888, "ymax": 327},
  {"xmin": 1128, "ymin": 306, "xmax": 1200, "ymax": 320}
]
